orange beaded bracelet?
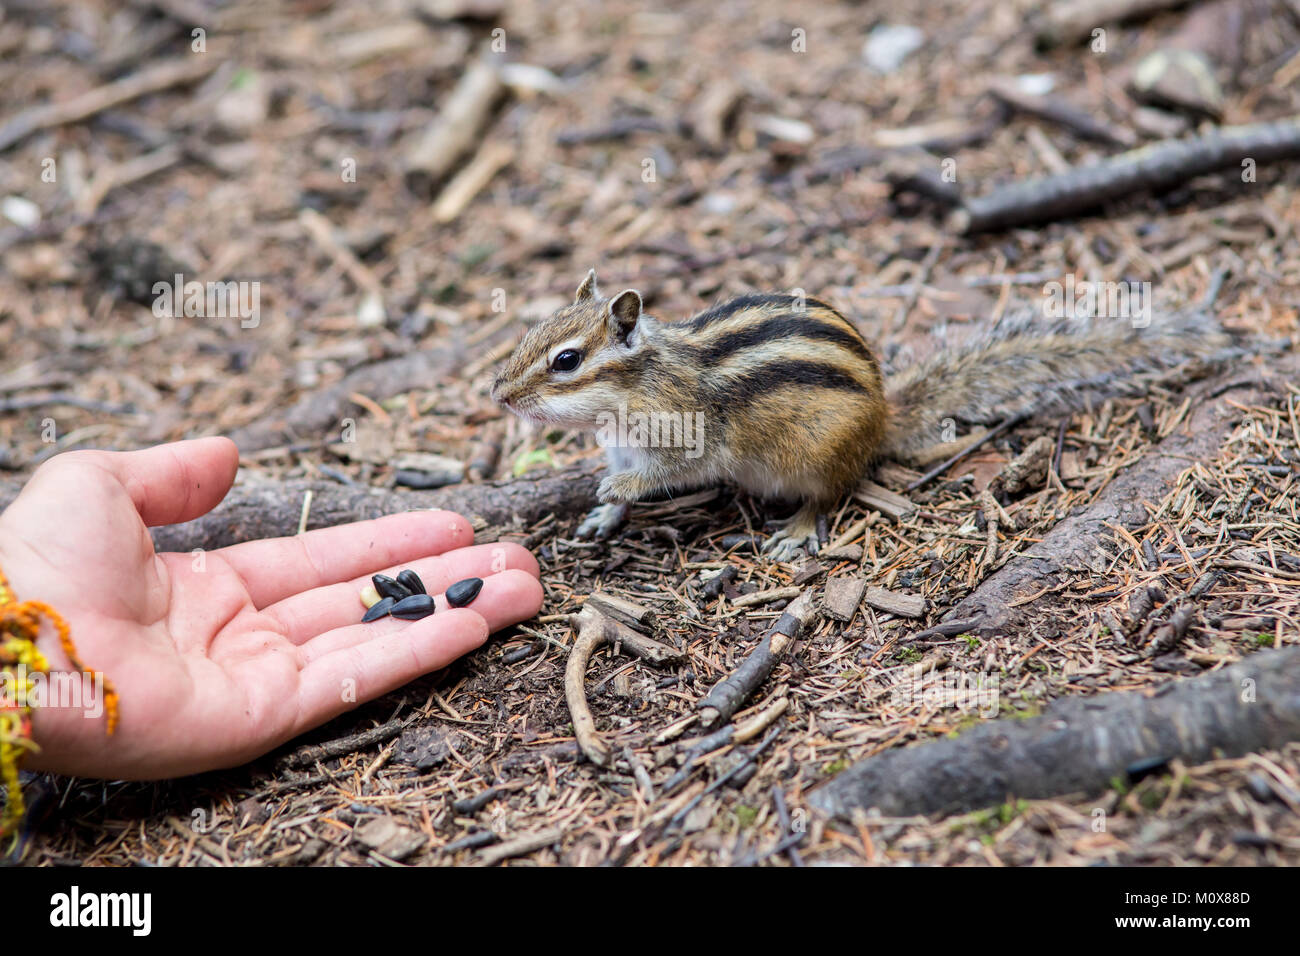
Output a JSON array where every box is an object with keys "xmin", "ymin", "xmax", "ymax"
[{"xmin": 0, "ymin": 565, "xmax": 118, "ymax": 843}]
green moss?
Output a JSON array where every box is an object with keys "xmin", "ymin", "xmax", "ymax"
[
  {"xmin": 512, "ymin": 448, "xmax": 554, "ymax": 476},
  {"xmin": 945, "ymin": 712, "xmax": 984, "ymax": 738},
  {"xmin": 895, "ymin": 646, "xmax": 923, "ymax": 664},
  {"xmin": 821, "ymin": 758, "xmax": 851, "ymax": 776},
  {"xmin": 734, "ymin": 805, "xmax": 758, "ymax": 828},
  {"xmin": 998, "ymin": 799, "xmax": 1028, "ymax": 824}
]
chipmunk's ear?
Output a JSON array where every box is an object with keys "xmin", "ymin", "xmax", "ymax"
[
  {"xmin": 575, "ymin": 268, "xmax": 599, "ymax": 302},
  {"xmin": 608, "ymin": 289, "xmax": 643, "ymax": 344}
]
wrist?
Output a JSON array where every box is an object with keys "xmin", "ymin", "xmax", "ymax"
[{"xmin": 0, "ymin": 531, "xmax": 120, "ymax": 773}]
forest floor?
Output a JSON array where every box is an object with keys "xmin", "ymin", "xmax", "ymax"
[{"xmin": 2, "ymin": 0, "xmax": 1299, "ymax": 865}]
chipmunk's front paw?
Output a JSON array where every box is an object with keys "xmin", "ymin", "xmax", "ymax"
[
  {"xmin": 597, "ymin": 473, "xmax": 647, "ymax": 504},
  {"xmin": 576, "ymin": 502, "xmax": 629, "ymax": 540}
]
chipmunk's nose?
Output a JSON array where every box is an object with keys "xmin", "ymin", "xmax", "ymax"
[{"xmin": 490, "ymin": 377, "xmax": 510, "ymax": 407}]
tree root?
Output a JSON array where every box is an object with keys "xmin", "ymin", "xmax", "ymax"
[
  {"xmin": 809, "ymin": 645, "xmax": 1300, "ymax": 819},
  {"xmin": 0, "ymin": 464, "xmax": 600, "ymax": 553},
  {"xmin": 936, "ymin": 360, "xmax": 1298, "ymax": 637}
]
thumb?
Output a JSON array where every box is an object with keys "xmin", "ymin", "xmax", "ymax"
[{"xmin": 86, "ymin": 436, "xmax": 240, "ymax": 527}]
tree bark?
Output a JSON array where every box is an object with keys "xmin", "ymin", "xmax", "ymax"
[
  {"xmin": 0, "ymin": 466, "xmax": 599, "ymax": 552},
  {"xmin": 809, "ymin": 645, "xmax": 1300, "ymax": 819}
]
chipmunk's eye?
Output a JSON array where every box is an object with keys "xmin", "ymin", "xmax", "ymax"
[{"xmin": 550, "ymin": 349, "xmax": 583, "ymax": 373}]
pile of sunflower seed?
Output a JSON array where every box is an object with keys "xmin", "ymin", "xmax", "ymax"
[{"xmin": 360, "ymin": 570, "xmax": 484, "ymax": 622}]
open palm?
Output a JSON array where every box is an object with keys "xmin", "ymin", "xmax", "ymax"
[{"xmin": 0, "ymin": 437, "xmax": 543, "ymax": 779}]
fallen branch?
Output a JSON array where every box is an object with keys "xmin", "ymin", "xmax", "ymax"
[
  {"xmin": 809, "ymin": 645, "xmax": 1300, "ymax": 819},
  {"xmin": 432, "ymin": 140, "xmax": 514, "ymax": 223},
  {"xmin": 951, "ymin": 116, "xmax": 1300, "ymax": 233},
  {"xmin": 1, "ymin": 466, "xmax": 600, "ymax": 553},
  {"xmin": 77, "ymin": 145, "xmax": 184, "ymax": 216},
  {"xmin": 904, "ymin": 416, "xmax": 1022, "ymax": 491},
  {"xmin": 985, "ymin": 76, "xmax": 1135, "ymax": 147},
  {"xmin": 299, "ymin": 208, "xmax": 387, "ymax": 309},
  {"xmin": 698, "ymin": 591, "xmax": 819, "ymax": 729},
  {"xmin": 564, "ymin": 606, "xmax": 685, "ymax": 766},
  {"xmin": 402, "ymin": 53, "xmax": 505, "ymax": 195},
  {"xmin": 0, "ymin": 54, "xmax": 220, "ymax": 153},
  {"xmin": 276, "ymin": 714, "xmax": 413, "ymax": 771}
]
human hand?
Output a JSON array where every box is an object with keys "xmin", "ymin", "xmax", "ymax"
[{"xmin": 0, "ymin": 437, "xmax": 543, "ymax": 779}]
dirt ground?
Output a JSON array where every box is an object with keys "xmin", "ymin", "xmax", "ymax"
[{"xmin": 2, "ymin": 0, "xmax": 1300, "ymax": 866}]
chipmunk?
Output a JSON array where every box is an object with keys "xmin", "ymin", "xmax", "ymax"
[{"xmin": 491, "ymin": 269, "xmax": 1232, "ymax": 561}]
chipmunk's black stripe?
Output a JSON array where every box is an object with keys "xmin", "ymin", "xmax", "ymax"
[
  {"xmin": 707, "ymin": 359, "xmax": 870, "ymax": 411},
  {"xmin": 686, "ymin": 294, "xmax": 839, "ymax": 330},
  {"xmin": 565, "ymin": 352, "xmax": 670, "ymax": 393},
  {"xmin": 697, "ymin": 313, "xmax": 875, "ymax": 364}
]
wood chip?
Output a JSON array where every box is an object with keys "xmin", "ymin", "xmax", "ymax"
[
  {"xmin": 823, "ymin": 577, "xmax": 867, "ymax": 622},
  {"xmin": 821, "ymin": 544, "xmax": 864, "ymax": 562},
  {"xmin": 585, "ymin": 591, "xmax": 655, "ymax": 629},
  {"xmin": 853, "ymin": 480, "xmax": 916, "ymax": 521},
  {"xmin": 862, "ymin": 586, "xmax": 927, "ymax": 619},
  {"xmin": 730, "ymin": 586, "xmax": 802, "ymax": 608},
  {"xmin": 353, "ymin": 817, "xmax": 426, "ymax": 861}
]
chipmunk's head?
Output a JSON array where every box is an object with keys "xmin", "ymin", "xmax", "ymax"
[{"xmin": 491, "ymin": 269, "xmax": 652, "ymax": 429}]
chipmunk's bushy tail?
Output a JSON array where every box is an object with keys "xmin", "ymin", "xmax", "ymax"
[{"xmin": 881, "ymin": 307, "xmax": 1239, "ymax": 458}]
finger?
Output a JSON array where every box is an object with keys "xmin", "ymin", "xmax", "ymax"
[
  {"xmin": 295, "ymin": 608, "xmax": 489, "ymax": 729},
  {"xmin": 263, "ymin": 542, "xmax": 541, "ymax": 644},
  {"xmin": 74, "ymin": 437, "xmax": 239, "ymax": 527},
  {"xmin": 217, "ymin": 510, "xmax": 488, "ymax": 608},
  {"xmin": 296, "ymin": 569, "xmax": 544, "ymax": 666}
]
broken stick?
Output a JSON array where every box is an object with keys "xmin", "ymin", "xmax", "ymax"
[
  {"xmin": 951, "ymin": 116, "xmax": 1300, "ymax": 234},
  {"xmin": 0, "ymin": 55, "xmax": 220, "ymax": 153},
  {"xmin": 402, "ymin": 54, "xmax": 505, "ymax": 194},
  {"xmin": 698, "ymin": 590, "xmax": 819, "ymax": 730}
]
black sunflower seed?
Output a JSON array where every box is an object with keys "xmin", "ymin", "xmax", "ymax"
[
  {"xmin": 362, "ymin": 596, "xmax": 395, "ymax": 622},
  {"xmin": 391, "ymin": 594, "xmax": 437, "ymax": 620},
  {"xmin": 445, "ymin": 577, "xmax": 484, "ymax": 607},
  {"xmin": 396, "ymin": 569, "xmax": 426, "ymax": 595},
  {"xmin": 372, "ymin": 573, "xmax": 411, "ymax": 601}
]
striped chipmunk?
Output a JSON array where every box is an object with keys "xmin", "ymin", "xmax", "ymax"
[{"xmin": 491, "ymin": 269, "xmax": 1234, "ymax": 561}]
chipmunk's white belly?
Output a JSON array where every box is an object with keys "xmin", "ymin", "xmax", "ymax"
[
  {"xmin": 725, "ymin": 459, "xmax": 824, "ymax": 500},
  {"xmin": 603, "ymin": 440, "xmax": 821, "ymax": 501}
]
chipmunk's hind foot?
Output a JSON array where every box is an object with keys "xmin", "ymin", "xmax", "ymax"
[{"xmin": 761, "ymin": 503, "xmax": 822, "ymax": 562}]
